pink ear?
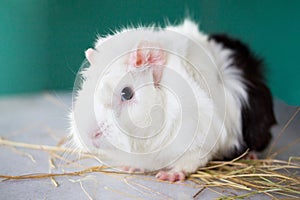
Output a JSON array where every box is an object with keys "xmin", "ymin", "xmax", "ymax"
[
  {"xmin": 85, "ymin": 48, "xmax": 96, "ymax": 64},
  {"xmin": 128, "ymin": 41, "xmax": 167, "ymax": 85}
]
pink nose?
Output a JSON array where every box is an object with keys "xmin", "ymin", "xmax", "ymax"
[
  {"xmin": 91, "ymin": 131, "xmax": 102, "ymax": 148},
  {"xmin": 93, "ymin": 132, "xmax": 102, "ymax": 138}
]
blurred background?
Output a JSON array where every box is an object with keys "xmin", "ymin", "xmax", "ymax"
[{"xmin": 0, "ymin": 0, "xmax": 299, "ymax": 105}]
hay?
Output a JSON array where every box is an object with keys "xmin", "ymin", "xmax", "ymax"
[
  {"xmin": 0, "ymin": 137, "xmax": 299, "ymax": 199},
  {"xmin": 190, "ymin": 152, "xmax": 300, "ymax": 199},
  {"xmin": 0, "ymin": 108, "xmax": 299, "ymax": 198}
]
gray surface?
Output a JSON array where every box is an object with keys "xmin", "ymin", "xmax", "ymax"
[{"xmin": 0, "ymin": 92, "xmax": 299, "ymax": 200}]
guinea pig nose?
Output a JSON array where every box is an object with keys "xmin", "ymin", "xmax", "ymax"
[
  {"xmin": 91, "ymin": 131, "xmax": 102, "ymax": 148},
  {"xmin": 92, "ymin": 131, "xmax": 103, "ymax": 139}
]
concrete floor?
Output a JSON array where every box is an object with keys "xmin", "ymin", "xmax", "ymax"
[{"xmin": 0, "ymin": 92, "xmax": 299, "ymax": 200}]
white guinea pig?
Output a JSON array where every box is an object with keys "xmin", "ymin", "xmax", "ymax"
[{"xmin": 70, "ymin": 19, "xmax": 276, "ymax": 182}]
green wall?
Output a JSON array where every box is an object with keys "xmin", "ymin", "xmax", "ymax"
[
  {"xmin": 1, "ymin": 0, "xmax": 299, "ymax": 105},
  {"xmin": 0, "ymin": 1, "xmax": 48, "ymax": 94}
]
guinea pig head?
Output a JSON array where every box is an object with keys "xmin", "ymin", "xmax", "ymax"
[{"xmin": 86, "ymin": 41, "xmax": 173, "ymax": 153}]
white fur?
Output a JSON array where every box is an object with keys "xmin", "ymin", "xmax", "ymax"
[{"xmin": 70, "ymin": 19, "xmax": 248, "ymax": 173}]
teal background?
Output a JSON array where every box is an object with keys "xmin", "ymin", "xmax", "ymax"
[{"xmin": 0, "ymin": 0, "xmax": 299, "ymax": 105}]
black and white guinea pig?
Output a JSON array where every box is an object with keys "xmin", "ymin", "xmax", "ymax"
[{"xmin": 70, "ymin": 19, "xmax": 276, "ymax": 182}]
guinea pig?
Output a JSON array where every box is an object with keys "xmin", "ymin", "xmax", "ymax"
[{"xmin": 69, "ymin": 19, "xmax": 276, "ymax": 182}]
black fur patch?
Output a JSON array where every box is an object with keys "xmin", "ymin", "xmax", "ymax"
[{"xmin": 208, "ymin": 34, "xmax": 277, "ymax": 157}]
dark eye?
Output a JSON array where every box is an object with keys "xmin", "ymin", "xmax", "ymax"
[{"xmin": 121, "ymin": 87, "xmax": 134, "ymax": 101}]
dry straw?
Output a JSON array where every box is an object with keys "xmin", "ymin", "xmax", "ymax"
[{"xmin": 0, "ymin": 108, "xmax": 299, "ymax": 199}]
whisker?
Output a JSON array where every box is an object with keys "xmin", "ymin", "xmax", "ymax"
[{"xmin": 267, "ymin": 107, "xmax": 300, "ymax": 157}]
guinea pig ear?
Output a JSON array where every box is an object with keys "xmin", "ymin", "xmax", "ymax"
[
  {"xmin": 85, "ymin": 48, "xmax": 97, "ymax": 65},
  {"xmin": 128, "ymin": 41, "xmax": 167, "ymax": 86}
]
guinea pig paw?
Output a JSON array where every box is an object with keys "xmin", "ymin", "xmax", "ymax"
[
  {"xmin": 243, "ymin": 151, "xmax": 258, "ymax": 160},
  {"xmin": 121, "ymin": 166, "xmax": 145, "ymax": 174},
  {"xmin": 155, "ymin": 171, "xmax": 186, "ymax": 182}
]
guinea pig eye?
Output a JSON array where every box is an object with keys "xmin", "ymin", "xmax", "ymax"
[{"xmin": 121, "ymin": 87, "xmax": 134, "ymax": 101}]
